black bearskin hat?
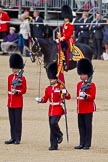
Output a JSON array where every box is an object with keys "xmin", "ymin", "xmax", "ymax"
[
  {"xmin": 47, "ymin": 62, "xmax": 58, "ymax": 79},
  {"xmin": 77, "ymin": 58, "xmax": 93, "ymax": 76},
  {"xmin": 61, "ymin": 5, "xmax": 73, "ymax": 22},
  {"xmin": 9, "ymin": 53, "xmax": 24, "ymax": 69}
]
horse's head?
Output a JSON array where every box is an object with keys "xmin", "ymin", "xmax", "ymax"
[
  {"xmin": 29, "ymin": 37, "xmax": 43, "ymax": 63},
  {"xmin": 30, "ymin": 37, "xmax": 58, "ymax": 68},
  {"xmin": 30, "ymin": 38, "xmax": 42, "ymax": 56}
]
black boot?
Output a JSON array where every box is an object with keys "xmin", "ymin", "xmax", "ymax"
[
  {"xmin": 74, "ymin": 145, "xmax": 84, "ymax": 149},
  {"xmin": 57, "ymin": 132, "xmax": 63, "ymax": 144},
  {"xmin": 48, "ymin": 146, "xmax": 58, "ymax": 151},
  {"xmin": 14, "ymin": 140, "xmax": 20, "ymax": 144},
  {"xmin": 5, "ymin": 139, "xmax": 15, "ymax": 144},
  {"xmin": 83, "ymin": 146, "xmax": 90, "ymax": 150}
]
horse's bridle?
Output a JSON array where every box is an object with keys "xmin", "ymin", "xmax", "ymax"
[{"xmin": 30, "ymin": 37, "xmax": 41, "ymax": 56}]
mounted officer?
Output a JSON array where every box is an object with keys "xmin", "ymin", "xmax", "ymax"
[{"xmin": 57, "ymin": 5, "xmax": 75, "ymax": 70}]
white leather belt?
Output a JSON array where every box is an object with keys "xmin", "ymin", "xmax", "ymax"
[
  {"xmin": 8, "ymin": 91, "xmax": 13, "ymax": 94},
  {"xmin": 50, "ymin": 102, "xmax": 60, "ymax": 106},
  {"xmin": 8, "ymin": 90, "xmax": 21, "ymax": 94}
]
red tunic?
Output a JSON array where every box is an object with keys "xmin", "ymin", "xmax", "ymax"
[
  {"xmin": 61, "ymin": 23, "xmax": 75, "ymax": 69},
  {"xmin": 61, "ymin": 23, "xmax": 75, "ymax": 43},
  {"xmin": 42, "ymin": 83, "xmax": 71, "ymax": 116},
  {"xmin": 77, "ymin": 81, "xmax": 96, "ymax": 114},
  {"xmin": 0, "ymin": 12, "xmax": 10, "ymax": 32},
  {"xmin": 7, "ymin": 74, "xmax": 27, "ymax": 108}
]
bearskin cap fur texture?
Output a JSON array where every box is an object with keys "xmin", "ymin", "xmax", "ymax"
[
  {"xmin": 61, "ymin": 5, "xmax": 73, "ymax": 22},
  {"xmin": 77, "ymin": 58, "xmax": 93, "ymax": 76},
  {"xmin": 9, "ymin": 53, "xmax": 24, "ymax": 69},
  {"xmin": 47, "ymin": 62, "xmax": 58, "ymax": 79}
]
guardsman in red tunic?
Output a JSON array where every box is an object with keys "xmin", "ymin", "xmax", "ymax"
[
  {"xmin": 57, "ymin": 5, "xmax": 75, "ymax": 70},
  {"xmin": 5, "ymin": 53, "xmax": 27, "ymax": 145},
  {"xmin": 74, "ymin": 58, "xmax": 96, "ymax": 150},
  {"xmin": 35, "ymin": 62, "xmax": 71, "ymax": 150},
  {"xmin": 0, "ymin": 5, "xmax": 10, "ymax": 39}
]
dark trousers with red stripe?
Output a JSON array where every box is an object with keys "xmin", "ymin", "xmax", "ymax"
[
  {"xmin": 49, "ymin": 116, "xmax": 63, "ymax": 148},
  {"xmin": 8, "ymin": 108, "xmax": 23, "ymax": 142},
  {"xmin": 61, "ymin": 41, "xmax": 68, "ymax": 52},
  {"xmin": 61, "ymin": 41, "xmax": 70, "ymax": 69},
  {"xmin": 78, "ymin": 113, "xmax": 93, "ymax": 147}
]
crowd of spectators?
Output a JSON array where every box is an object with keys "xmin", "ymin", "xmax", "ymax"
[
  {"xmin": 74, "ymin": 12, "xmax": 108, "ymax": 60},
  {"xmin": 0, "ymin": 6, "xmax": 45, "ymax": 56},
  {"xmin": 1, "ymin": 27, "xmax": 18, "ymax": 53},
  {"xmin": 0, "ymin": 5, "xmax": 108, "ymax": 60}
]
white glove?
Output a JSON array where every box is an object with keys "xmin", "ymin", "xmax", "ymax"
[
  {"xmin": 62, "ymin": 89, "xmax": 67, "ymax": 95},
  {"xmin": 35, "ymin": 97, "xmax": 42, "ymax": 103},
  {"xmin": 55, "ymin": 39, "xmax": 59, "ymax": 43},
  {"xmin": 79, "ymin": 92, "xmax": 87, "ymax": 99}
]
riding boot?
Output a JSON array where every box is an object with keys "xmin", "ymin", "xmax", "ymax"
[
  {"xmin": 62, "ymin": 49, "xmax": 68, "ymax": 71},
  {"xmin": 60, "ymin": 42, "xmax": 69, "ymax": 71}
]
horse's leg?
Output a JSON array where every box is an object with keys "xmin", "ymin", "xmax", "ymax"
[
  {"xmin": 23, "ymin": 45, "xmax": 36, "ymax": 63},
  {"xmin": 69, "ymin": 60, "xmax": 77, "ymax": 70},
  {"xmin": 29, "ymin": 52, "xmax": 36, "ymax": 63}
]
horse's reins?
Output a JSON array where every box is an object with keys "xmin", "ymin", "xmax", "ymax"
[
  {"xmin": 38, "ymin": 60, "xmax": 42, "ymax": 97},
  {"xmin": 33, "ymin": 37, "xmax": 43, "ymax": 97},
  {"xmin": 29, "ymin": 37, "xmax": 43, "ymax": 97}
]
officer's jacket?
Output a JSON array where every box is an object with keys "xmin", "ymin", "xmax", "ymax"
[
  {"xmin": 78, "ymin": 18, "xmax": 91, "ymax": 38},
  {"xmin": 42, "ymin": 83, "xmax": 71, "ymax": 116},
  {"xmin": 7, "ymin": 74, "xmax": 27, "ymax": 108},
  {"xmin": 61, "ymin": 22, "xmax": 74, "ymax": 42},
  {"xmin": 77, "ymin": 81, "xmax": 96, "ymax": 114},
  {"xmin": 31, "ymin": 17, "xmax": 44, "ymax": 38},
  {"xmin": 91, "ymin": 19, "xmax": 104, "ymax": 39}
]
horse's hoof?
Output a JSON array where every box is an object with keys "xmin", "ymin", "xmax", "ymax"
[
  {"xmin": 64, "ymin": 69, "xmax": 68, "ymax": 72},
  {"xmin": 30, "ymin": 56, "xmax": 35, "ymax": 63},
  {"xmin": 63, "ymin": 64, "xmax": 68, "ymax": 72},
  {"xmin": 100, "ymin": 55, "xmax": 104, "ymax": 60}
]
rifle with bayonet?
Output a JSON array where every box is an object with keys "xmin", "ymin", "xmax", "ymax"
[
  {"xmin": 12, "ymin": 61, "xmax": 26, "ymax": 90},
  {"xmin": 81, "ymin": 75, "xmax": 92, "ymax": 92}
]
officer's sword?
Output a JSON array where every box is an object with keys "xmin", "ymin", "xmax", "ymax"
[{"xmin": 63, "ymin": 94, "xmax": 69, "ymax": 142}]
